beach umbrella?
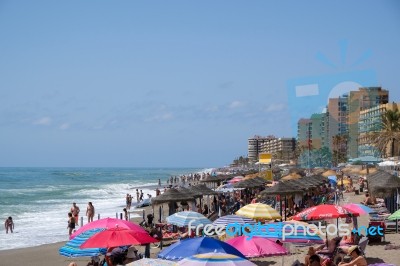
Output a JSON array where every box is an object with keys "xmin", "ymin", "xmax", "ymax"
[
  {"xmin": 236, "ymin": 203, "xmax": 281, "ymax": 220},
  {"xmin": 292, "ymin": 204, "xmax": 357, "ymax": 220},
  {"xmin": 127, "ymin": 258, "xmax": 177, "ymax": 265},
  {"xmin": 343, "ymin": 203, "xmax": 374, "ymax": 215},
  {"xmin": 158, "ymin": 237, "xmax": 245, "ymax": 261},
  {"xmin": 80, "ymin": 227, "xmax": 158, "ymax": 249},
  {"xmin": 212, "ymin": 215, "xmax": 256, "ymax": 228},
  {"xmin": 252, "ymin": 221, "xmax": 324, "ymax": 244},
  {"xmin": 177, "ymin": 252, "xmax": 255, "ymax": 266},
  {"xmin": 229, "ymin": 176, "xmax": 244, "ymax": 184},
  {"xmin": 388, "ymin": 210, "xmax": 400, "ymax": 220},
  {"xmin": 70, "ymin": 217, "xmax": 146, "ymax": 240},
  {"xmin": 166, "ymin": 211, "xmax": 211, "ymax": 227},
  {"xmin": 59, "ymin": 228, "xmax": 107, "ymax": 257},
  {"xmin": 226, "ymin": 236, "xmax": 288, "ymax": 258}
]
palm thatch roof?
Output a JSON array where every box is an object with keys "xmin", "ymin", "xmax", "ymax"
[
  {"xmin": 234, "ymin": 176, "xmax": 270, "ymax": 188},
  {"xmin": 260, "ymin": 181, "xmax": 304, "ymax": 196},
  {"xmin": 281, "ymin": 173, "xmax": 302, "ymax": 180},
  {"xmin": 189, "ymin": 184, "xmax": 219, "ymax": 195},
  {"xmin": 283, "ymin": 179, "xmax": 315, "ymax": 189},
  {"xmin": 367, "ymin": 170, "xmax": 400, "ymax": 196},
  {"xmin": 178, "ymin": 187, "xmax": 202, "ymax": 198},
  {"xmin": 151, "ymin": 188, "xmax": 195, "ymax": 205},
  {"xmin": 322, "ymin": 170, "xmax": 337, "ymax": 177},
  {"xmin": 200, "ymin": 174, "xmax": 232, "ymax": 183}
]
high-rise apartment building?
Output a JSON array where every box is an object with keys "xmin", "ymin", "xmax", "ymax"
[
  {"xmin": 260, "ymin": 137, "xmax": 296, "ymax": 161},
  {"xmin": 297, "ymin": 118, "xmax": 312, "ymax": 149},
  {"xmin": 358, "ymin": 102, "xmax": 399, "ymax": 157},
  {"xmin": 347, "ymin": 87, "xmax": 389, "ymax": 158},
  {"xmin": 327, "ymin": 94, "xmax": 349, "ymax": 150},
  {"xmin": 247, "ymin": 135, "xmax": 275, "ymax": 163}
]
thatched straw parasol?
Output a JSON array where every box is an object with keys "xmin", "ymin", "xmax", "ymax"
[
  {"xmin": 284, "ymin": 179, "xmax": 316, "ymax": 189},
  {"xmin": 322, "ymin": 170, "xmax": 337, "ymax": 177},
  {"xmin": 367, "ymin": 170, "xmax": 400, "ymax": 196},
  {"xmin": 233, "ymin": 178, "xmax": 266, "ymax": 189},
  {"xmin": 151, "ymin": 188, "xmax": 196, "ymax": 205},
  {"xmin": 281, "ymin": 173, "xmax": 302, "ymax": 181},
  {"xmin": 178, "ymin": 187, "xmax": 202, "ymax": 198},
  {"xmin": 189, "ymin": 184, "xmax": 219, "ymax": 195},
  {"xmin": 359, "ymin": 168, "xmax": 377, "ymax": 175},
  {"xmin": 260, "ymin": 181, "xmax": 304, "ymax": 196}
]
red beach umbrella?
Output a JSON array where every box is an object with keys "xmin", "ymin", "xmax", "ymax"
[
  {"xmin": 70, "ymin": 217, "xmax": 146, "ymax": 240},
  {"xmin": 291, "ymin": 204, "xmax": 358, "ymax": 221},
  {"xmin": 80, "ymin": 227, "xmax": 158, "ymax": 249}
]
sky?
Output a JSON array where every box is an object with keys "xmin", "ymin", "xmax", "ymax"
[{"xmin": 0, "ymin": 1, "xmax": 399, "ymax": 167}]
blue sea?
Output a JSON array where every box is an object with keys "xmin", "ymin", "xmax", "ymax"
[{"xmin": 0, "ymin": 167, "xmax": 210, "ymax": 251}]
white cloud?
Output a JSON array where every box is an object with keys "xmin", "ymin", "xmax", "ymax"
[
  {"xmin": 59, "ymin": 123, "xmax": 70, "ymax": 130},
  {"xmin": 229, "ymin": 101, "xmax": 245, "ymax": 109},
  {"xmin": 264, "ymin": 103, "xmax": 286, "ymax": 112},
  {"xmin": 145, "ymin": 112, "xmax": 173, "ymax": 122},
  {"xmin": 33, "ymin": 117, "xmax": 52, "ymax": 126}
]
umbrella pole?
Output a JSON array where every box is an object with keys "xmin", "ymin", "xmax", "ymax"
[{"xmin": 279, "ymin": 196, "xmax": 283, "ymax": 222}]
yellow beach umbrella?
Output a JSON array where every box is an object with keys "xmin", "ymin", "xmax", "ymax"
[
  {"xmin": 236, "ymin": 203, "xmax": 281, "ymax": 220},
  {"xmin": 337, "ymin": 179, "xmax": 351, "ymax": 185}
]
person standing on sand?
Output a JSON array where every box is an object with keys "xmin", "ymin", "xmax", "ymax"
[
  {"xmin": 71, "ymin": 202, "xmax": 80, "ymax": 226},
  {"xmin": 86, "ymin": 202, "xmax": 95, "ymax": 223},
  {"xmin": 67, "ymin": 212, "xmax": 76, "ymax": 236},
  {"xmin": 136, "ymin": 189, "xmax": 140, "ymax": 202},
  {"xmin": 4, "ymin": 217, "xmax": 14, "ymax": 233}
]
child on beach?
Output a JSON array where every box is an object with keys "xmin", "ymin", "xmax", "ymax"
[
  {"xmin": 4, "ymin": 217, "xmax": 14, "ymax": 234},
  {"xmin": 67, "ymin": 212, "xmax": 76, "ymax": 236}
]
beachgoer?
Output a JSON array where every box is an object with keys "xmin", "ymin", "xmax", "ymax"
[
  {"xmin": 87, "ymin": 255, "xmax": 100, "ymax": 266},
  {"xmin": 363, "ymin": 193, "xmax": 373, "ymax": 205},
  {"xmin": 338, "ymin": 246, "xmax": 367, "ymax": 266},
  {"xmin": 309, "ymin": 254, "xmax": 321, "ymax": 266},
  {"xmin": 71, "ymin": 202, "xmax": 80, "ymax": 226},
  {"xmin": 86, "ymin": 202, "xmax": 95, "ymax": 223},
  {"xmin": 140, "ymin": 190, "xmax": 144, "ymax": 201},
  {"xmin": 67, "ymin": 212, "xmax": 76, "ymax": 236},
  {"xmin": 156, "ymin": 188, "xmax": 160, "ymax": 196},
  {"xmin": 123, "ymin": 208, "xmax": 128, "ymax": 221},
  {"xmin": 126, "ymin": 194, "xmax": 130, "ymax": 209},
  {"xmin": 4, "ymin": 217, "xmax": 14, "ymax": 234},
  {"xmin": 202, "ymin": 204, "xmax": 209, "ymax": 216},
  {"xmin": 136, "ymin": 189, "xmax": 140, "ymax": 202},
  {"xmin": 158, "ymin": 179, "xmax": 161, "ymax": 186}
]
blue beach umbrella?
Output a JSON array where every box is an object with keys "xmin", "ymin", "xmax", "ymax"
[
  {"xmin": 59, "ymin": 228, "xmax": 107, "ymax": 257},
  {"xmin": 166, "ymin": 211, "xmax": 211, "ymax": 227},
  {"xmin": 157, "ymin": 237, "xmax": 245, "ymax": 261}
]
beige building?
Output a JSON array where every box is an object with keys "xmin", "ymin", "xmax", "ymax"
[
  {"xmin": 247, "ymin": 135, "xmax": 275, "ymax": 163},
  {"xmin": 260, "ymin": 137, "xmax": 296, "ymax": 161}
]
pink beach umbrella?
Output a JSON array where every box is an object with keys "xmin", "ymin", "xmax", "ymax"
[
  {"xmin": 177, "ymin": 252, "xmax": 256, "ymax": 266},
  {"xmin": 226, "ymin": 236, "xmax": 288, "ymax": 258},
  {"xmin": 70, "ymin": 217, "xmax": 146, "ymax": 240},
  {"xmin": 229, "ymin": 176, "xmax": 244, "ymax": 184},
  {"xmin": 343, "ymin": 203, "xmax": 374, "ymax": 215}
]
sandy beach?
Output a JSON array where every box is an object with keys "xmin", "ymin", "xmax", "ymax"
[{"xmin": 1, "ymin": 191, "xmax": 399, "ymax": 266}]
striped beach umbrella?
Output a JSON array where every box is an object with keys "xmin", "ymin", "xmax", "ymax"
[
  {"xmin": 59, "ymin": 228, "xmax": 107, "ymax": 257},
  {"xmin": 235, "ymin": 203, "xmax": 281, "ymax": 220},
  {"xmin": 343, "ymin": 203, "xmax": 374, "ymax": 215},
  {"xmin": 226, "ymin": 236, "xmax": 288, "ymax": 258},
  {"xmin": 253, "ymin": 222, "xmax": 324, "ymax": 244},
  {"xmin": 177, "ymin": 252, "xmax": 256, "ymax": 266},
  {"xmin": 166, "ymin": 211, "xmax": 211, "ymax": 227},
  {"xmin": 212, "ymin": 215, "xmax": 256, "ymax": 228}
]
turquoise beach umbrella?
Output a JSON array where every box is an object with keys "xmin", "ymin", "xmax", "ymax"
[{"xmin": 59, "ymin": 228, "xmax": 107, "ymax": 257}]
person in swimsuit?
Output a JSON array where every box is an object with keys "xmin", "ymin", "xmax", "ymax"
[
  {"xmin": 71, "ymin": 202, "xmax": 80, "ymax": 226},
  {"xmin": 338, "ymin": 246, "xmax": 367, "ymax": 266},
  {"xmin": 4, "ymin": 216, "xmax": 14, "ymax": 234},
  {"xmin": 86, "ymin": 202, "xmax": 95, "ymax": 223},
  {"xmin": 67, "ymin": 212, "xmax": 76, "ymax": 236}
]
